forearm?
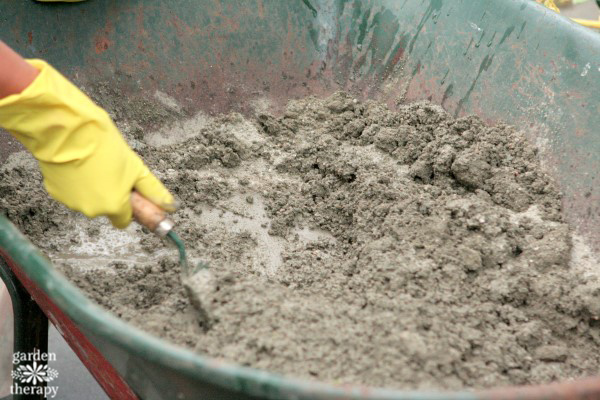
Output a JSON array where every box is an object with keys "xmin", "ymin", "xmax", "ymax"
[{"xmin": 0, "ymin": 41, "xmax": 39, "ymax": 99}]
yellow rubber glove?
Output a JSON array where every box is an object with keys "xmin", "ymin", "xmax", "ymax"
[{"xmin": 0, "ymin": 60, "xmax": 175, "ymax": 228}]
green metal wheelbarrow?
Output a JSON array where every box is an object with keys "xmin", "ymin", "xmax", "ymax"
[{"xmin": 1, "ymin": 0, "xmax": 599, "ymax": 399}]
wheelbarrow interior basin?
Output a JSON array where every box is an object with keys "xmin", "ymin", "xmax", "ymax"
[{"xmin": 1, "ymin": 1, "xmax": 600, "ymax": 399}]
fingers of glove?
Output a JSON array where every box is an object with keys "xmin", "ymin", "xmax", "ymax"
[
  {"xmin": 134, "ymin": 167, "xmax": 176, "ymax": 212},
  {"xmin": 43, "ymin": 171, "xmax": 133, "ymax": 229},
  {"xmin": 107, "ymin": 198, "xmax": 134, "ymax": 229}
]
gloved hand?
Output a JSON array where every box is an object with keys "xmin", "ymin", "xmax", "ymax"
[{"xmin": 0, "ymin": 60, "xmax": 175, "ymax": 228}]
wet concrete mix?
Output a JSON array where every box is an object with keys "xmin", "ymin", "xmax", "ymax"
[{"xmin": 2, "ymin": 91, "xmax": 600, "ymax": 390}]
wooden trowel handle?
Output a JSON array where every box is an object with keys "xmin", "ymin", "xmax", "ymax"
[{"xmin": 131, "ymin": 191, "xmax": 173, "ymax": 235}]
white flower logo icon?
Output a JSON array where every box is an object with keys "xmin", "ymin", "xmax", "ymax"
[
  {"xmin": 20, "ymin": 361, "xmax": 47, "ymax": 385},
  {"xmin": 11, "ymin": 361, "xmax": 59, "ymax": 384}
]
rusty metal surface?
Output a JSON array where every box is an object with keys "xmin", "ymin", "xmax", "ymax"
[
  {"xmin": 479, "ymin": 376, "xmax": 600, "ymax": 400},
  {"xmin": 2, "ymin": 0, "xmax": 327, "ymax": 115}
]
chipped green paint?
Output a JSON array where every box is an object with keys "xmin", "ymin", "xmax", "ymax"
[
  {"xmin": 455, "ymin": 54, "xmax": 495, "ymax": 117},
  {"xmin": 302, "ymin": 0, "xmax": 318, "ymax": 18}
]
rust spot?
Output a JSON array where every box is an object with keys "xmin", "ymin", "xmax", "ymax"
[
  {"xmin": 94, "ymin": 37, "xmax": 113, "ymax": 55},
  {"xmin": 169, "ymin": 14, "xmax": 201, "ymax": 38},
  {"xmin": 27, "ymin": 31, "xmax": 33, "ymax": 45},
  {"xmin": 257, "ymin": 0, "xmax": 264, "ymax": 18},
  {"xmin": 481, "ymin": 376, "xmax": 600, "ymax": 399}
]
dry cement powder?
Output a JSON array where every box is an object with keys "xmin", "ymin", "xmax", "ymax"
[{"xmin": 2, "ymin": 92, "xmax": 600, "ymax": 390}]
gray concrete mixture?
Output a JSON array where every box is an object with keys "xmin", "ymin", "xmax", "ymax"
[{"xmin": 1, "ymin": 91, "xmax": 600, "ymax": 390}]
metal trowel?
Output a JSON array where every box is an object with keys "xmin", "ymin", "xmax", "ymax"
[{"xmin": 131, "ymin": 191, "xmax": 214, "ymax": 328}]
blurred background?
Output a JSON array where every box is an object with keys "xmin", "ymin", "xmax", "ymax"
[
  {"xmin": 553, "ymin": 0, "xmax": 600, "ymax": 23},
  {"xmin": 562, "ymin": 0, "xmax": 599, "ymax": 15}
]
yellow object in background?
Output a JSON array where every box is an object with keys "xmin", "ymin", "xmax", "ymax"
[
  {"xmin": 0, "ymin": 60, "xmax": 175, "ymax": 228},
  {"xmin": 538, "ymin": 0, "xmax": 600, "ymax": 29},
  {"xmin": 571, "ymin": 17, "xmax": 600, "ymax": 27},
  {"xmin": 536, "ymin": 0, "xmax": 561, "ymax": 12}
]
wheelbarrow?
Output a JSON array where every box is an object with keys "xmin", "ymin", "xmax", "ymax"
[{"xmin": 1, "ymin": 0, "xmax": 599, "ymax": 399}]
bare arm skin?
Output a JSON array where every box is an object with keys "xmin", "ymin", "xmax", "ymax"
[{"xmin": 0, "ymin": 41, "xmax": 39, "ymax": 99}]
